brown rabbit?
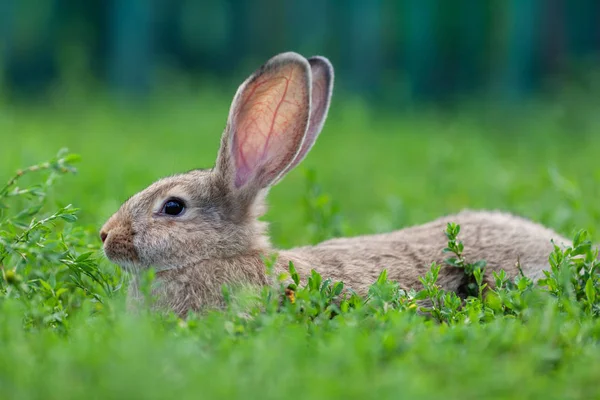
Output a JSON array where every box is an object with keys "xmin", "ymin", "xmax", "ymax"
[{"xmin": 100, "ymin": 52, "xmax": 571, "ymax": 316}]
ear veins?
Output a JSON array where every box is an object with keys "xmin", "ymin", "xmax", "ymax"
[
  {"xmin": 229, "ymin": 79, "xmax": 264, "ymax": 186},
  {"xmin": 261, "ymin": 70, "xmax": 293, "ymax": 155},
  {"xmin": 234, "ymin": 65, "xmax": 304, "ymax": 188}
]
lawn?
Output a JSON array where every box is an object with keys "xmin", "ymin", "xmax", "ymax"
[{"xmin": 1, "ymin": 87, "xmax": 600, "ymax": 399}]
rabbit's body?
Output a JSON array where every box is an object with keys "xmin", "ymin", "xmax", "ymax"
[
  {"xmin": 127, "ymin": 209, "xmax": 568, "ymax": 316},
  {"xmin": 281, "ymin": 209, "xmax": 569, "ymax": 293},
  {"xmin": 101, "ymin": 52, "xmax": 570, "ymax": 317}
]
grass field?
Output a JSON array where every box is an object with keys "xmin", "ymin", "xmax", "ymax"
[{"xmin": 2, "ymin": 87, "xmax": 600, "ymax": 399}]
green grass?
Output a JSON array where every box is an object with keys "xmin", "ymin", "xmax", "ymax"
[{"xmin": 2, "ymin": 87, "xmax": 600, "ymax": 399}]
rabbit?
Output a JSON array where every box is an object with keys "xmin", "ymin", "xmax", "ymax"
[{"xmin": 100, "ymin": 52, "xmax": 572, "ymax": 317}]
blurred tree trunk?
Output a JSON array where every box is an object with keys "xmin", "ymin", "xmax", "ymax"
[
  {"xmin": 108, "ymin": 0, "xmax": 154, "ymax": 95},
  {"xmin": 244, "ymin": 0, "xmax": 286, "ymax": 62},
  {"xmin": 351, "ymin": 0, "xmax": 382, "ymax": 97},
  {"xmin": 501, "ymin": 0, "xmax": 539, "ymax": 99},
  {"xmin": 566, "ymin": 0, "xmax": 599, "ymax": 57},
  {"xmin": 457, "ymin": 0, "xmax": 486, "ymax": 94},
  {"xmin": 334, "ymin": 0, "xmax": 382, "ymax": 97},
  {"xmin": 541, "ymin": 0, "xmax": 566, "ymax": 77},
  {"xmin": 224, "ymin": 0, "xmax": 249, "ymax": 72},
  {"xmin": 5, "ymin": 0, "xmax": 58, "ymax": 96},
  {"xmin": 0, "ymin": 0, "xmax": 13, "ymax": 83},
  {"xmin": 404, "ymin": 0, "xmax": 437, "ymax": 100},
  {"xmin": 285, "ymin": 0, "xmax": 328, "ymax": 57}
]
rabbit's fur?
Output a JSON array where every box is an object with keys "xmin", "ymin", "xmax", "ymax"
[{"xmin": 101, "ymin": 52, "xmax": 571, "ymax": 316}]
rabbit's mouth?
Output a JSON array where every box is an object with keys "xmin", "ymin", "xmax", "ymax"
[
  {"xmin": 100, "ymin": 214, "xmax": 140, "ymax": 268},
  {"xmin": 102, "ymin": 233, "xmax": 140, "ymax": 268}
]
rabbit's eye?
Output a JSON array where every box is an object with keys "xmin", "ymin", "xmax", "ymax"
[{"xmin": 162, "ymin": 199, "xmax": 185, "ymax": 216}]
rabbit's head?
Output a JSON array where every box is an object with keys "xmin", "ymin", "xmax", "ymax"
[{"xmin": 100, "ymin": 52, "xmax": 334, "ymax": 272}]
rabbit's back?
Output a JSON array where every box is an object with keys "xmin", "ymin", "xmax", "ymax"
[{"xmin": 279, "ymin": 210, "xmax": 571, "ymax": 296}]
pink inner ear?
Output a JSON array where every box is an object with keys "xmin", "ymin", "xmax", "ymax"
[
  {"xmin": 231, "ymin": 62, "xmax": 310, "ymax": 189},
  {"xmin": 280, "ymin": 57, "xmax": 333, "ymax": 177}
]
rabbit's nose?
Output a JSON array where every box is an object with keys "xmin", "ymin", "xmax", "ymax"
[{"xmin": 100, "ymin": 230, "xmax": 108, "ymax": 243}]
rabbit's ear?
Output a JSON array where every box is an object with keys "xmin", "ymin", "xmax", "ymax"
[
  {"xmin": 277, "ymin": 56, "xmax": 334, "ymax": 180},
  {"xmin": 216, "ymin": 52, "xmax": 311, "ymax": 191}
]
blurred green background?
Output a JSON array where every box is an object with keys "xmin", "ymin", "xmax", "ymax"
[
  {"xmin": 2, "ymin": 0, "xmax": 600, "ymax": 247},
  {"xmin": 2, "ymin": 0, "xmax": 600, "ymax": 100}
]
